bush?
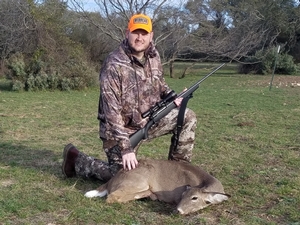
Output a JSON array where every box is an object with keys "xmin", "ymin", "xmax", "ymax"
[
  {"xmin": 5, "ymin": 53, "xmax": 27, "ymax": 81},
  {"xmin": 5, "ymin": 50, "xmax": 98, "ymax": 91},
  {"xmin": 238, "ymin": 48, "xmax": 298, "ymax": 75},
  {"xmin": 47, "ymin": 73, "xmax": 60, "ymax": 90},
  {"xmin": 11, "ymin": 80, "xmax": 25, "ymax": 92},
  {"xmin": 276, "ymin": 53, "xmax": 298, "ymax": 75}
]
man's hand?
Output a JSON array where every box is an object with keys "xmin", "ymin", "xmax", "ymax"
[
  {"xmin": 174, "ymin": 97, "xmax": 183, "ymax": 107},
  {"xmin": 122, "ymin": 152, "xmax": 138, "ymax": 170},
  {"xmin": 174, "ymin": 88, "xmax": 187, "ymax": 107}
]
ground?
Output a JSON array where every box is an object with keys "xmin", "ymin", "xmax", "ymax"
[{"xmin": 245, "ymin": 75, "xmax": 300, "ymax": 88}]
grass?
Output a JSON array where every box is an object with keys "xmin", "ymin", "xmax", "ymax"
[{"xmin": 0, "ymin": 64, "xmax": 299, "ymax": 225}]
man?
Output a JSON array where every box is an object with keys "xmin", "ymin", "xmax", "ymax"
[{"xmin": 62, "ymin": 13, "xmax": 197, "ymax": 181}]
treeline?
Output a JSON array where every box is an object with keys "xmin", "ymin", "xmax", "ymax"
[{"xmin": 1, "ymin": 0, "xmax": 299, "ymax": 91}]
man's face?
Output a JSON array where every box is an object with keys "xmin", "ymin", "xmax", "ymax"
[{"xmin": 126, "ymin": 29, "xmax": 153, "ymax": 56}]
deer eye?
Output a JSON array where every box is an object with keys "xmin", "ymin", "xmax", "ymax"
[
  {"xmin": 192, "ymin": 196, "xmax": 198, "ymax": 200},
  {"xmin": 205, "ymin": 200, "xmax": 211, "ymax": 204}
]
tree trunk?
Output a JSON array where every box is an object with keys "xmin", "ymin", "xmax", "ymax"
[{"xmin": 169, "ymin": 61, "xmax": 174, "ymax": 78}]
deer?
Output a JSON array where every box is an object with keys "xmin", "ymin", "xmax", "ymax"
[{"xmin": 84, "ymin": 159, "xmax": 230, "ymax": 215}]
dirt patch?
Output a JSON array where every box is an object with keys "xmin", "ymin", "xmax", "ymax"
[
  {"xmin": 1, "ymin": 179, "xmax": 15, "ymax": 187},
  {"xmin": 253, "ymin": 75, "xmax": 300, "ymax": 88},
  {"xmin": 270, "ymin": 75, "xmax": 300, "ymax": 87}
]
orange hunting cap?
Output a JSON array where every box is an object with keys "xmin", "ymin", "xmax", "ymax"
[{"xmin": 128, "ymin": 14, "xmax": 152, "ymax": 33}]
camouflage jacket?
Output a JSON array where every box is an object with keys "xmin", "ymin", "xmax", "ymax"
[{"xmin": 98, "ymin": 39, "xmax": 172, "ymax": 153}]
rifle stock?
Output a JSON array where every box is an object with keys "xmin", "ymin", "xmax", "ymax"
[{"xmin": 129, "ymin": 63, "xmax": 225, "ymax": 149}]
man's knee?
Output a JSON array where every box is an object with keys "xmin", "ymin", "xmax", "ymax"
[{"xmin": 185, "ymin": 108, "xmax": 197, "ymax": 122}]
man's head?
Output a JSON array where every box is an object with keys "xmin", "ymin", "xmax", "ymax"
[{"xmin": 126, "ymin": 14, "xmax": 153, "ymax": 59}]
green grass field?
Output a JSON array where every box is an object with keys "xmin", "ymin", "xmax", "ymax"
[{"xmin": 0, "ymin": 64, "xmax": 299, "ymax": 225}]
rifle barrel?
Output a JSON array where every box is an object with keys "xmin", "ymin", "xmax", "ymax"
[{"xmin": 177, "ymin": 63, "xmax": 226, "ymax": 98}]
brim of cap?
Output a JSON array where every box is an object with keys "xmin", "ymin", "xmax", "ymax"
[{"xmin": 129, "ymin": 24, "xmax": 151, "ymax": 33}]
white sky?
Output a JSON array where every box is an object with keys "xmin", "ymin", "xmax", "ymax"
[{"xmin": 78, "ymin": 0, "xmax": 186, "ymax": 12}]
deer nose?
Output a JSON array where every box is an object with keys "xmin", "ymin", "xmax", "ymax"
[{"xmin": 176, "ymin": 207, "xmax": 184, "ymax": 214}]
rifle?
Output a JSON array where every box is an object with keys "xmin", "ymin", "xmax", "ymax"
[{"xmin": 129, "ymin": 63, "xmax": 225, "ymax": 149}]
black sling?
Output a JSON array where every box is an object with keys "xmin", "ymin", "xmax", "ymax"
[{"xmin": 168, "ymin": 94, "xmax": 193, "ymax": 159}]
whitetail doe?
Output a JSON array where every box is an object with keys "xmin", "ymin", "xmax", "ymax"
[{"xmin": 84, "ymin": 159, "xmax": 230, "ymax": 215}]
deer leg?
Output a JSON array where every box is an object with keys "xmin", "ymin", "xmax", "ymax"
[
  {"xmin": 133, "ymin": 189, "xmax": 153, "ymax": 200},
  {"xmin": 106, "ymin": 178, "xmax": 153, "ymax": 203},
  {"xmin": 106, "ymin": 187, "xmax": 152, "ymax": 203}
]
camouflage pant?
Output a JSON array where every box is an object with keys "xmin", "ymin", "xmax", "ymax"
[{"xmin": 75, "ymin": 108, "xmax": 197, "ymax": 181}]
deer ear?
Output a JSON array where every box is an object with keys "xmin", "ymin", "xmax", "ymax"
[
  {"xmin": 205, "ymin": 192, "xmax": 230, "ymax": 204},
  {"xmin": 185, "ymin": 185, "xmax": 191, "ymax": 190}
]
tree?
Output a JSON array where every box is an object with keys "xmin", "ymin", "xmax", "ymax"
[
  {"xmin": 183, "ymin": 0, "xmax": 300, "ymax": 64},
  {"xmin": 0, "ymin": 0, "xmax": 37, "ymax": 73},
  {"xmin": 3, "ymin": 0, "xmax": 98, "ymax": 90},
  {"xmin": 2, "ymin": 0, "xmax": 299, "ymax": 85}
]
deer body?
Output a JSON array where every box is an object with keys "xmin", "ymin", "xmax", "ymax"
[{"xmin": 85, "ymin": 159, "xmax": 229, "ymax": 214}]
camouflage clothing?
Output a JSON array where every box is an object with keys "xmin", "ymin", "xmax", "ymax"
[
  {"xmin": 98, "ymin": 39, "xmax": 172, "ymax": 154},
  {"xmin": 74, "ymin": 39, "xmax": 197, "ymax": 181}
]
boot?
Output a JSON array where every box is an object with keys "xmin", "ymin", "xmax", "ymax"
[{"xmin": 62, "ymin": 143, "xmax": 79, "ymax": 177}]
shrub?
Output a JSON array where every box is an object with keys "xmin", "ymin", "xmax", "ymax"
[
  {"xmin": 11, "ymin": 80, "xmax": 25, "ymax": 92},
  {"xmin": 276, "ymin": 53, "xmax": 298, "ymax": 75},
  {"xmin": 5, "ymin": 50, "xmax": 98, "ymax": 91},
  {"xmin": 47, "ymin": 72, "xmax": 60, "ymax": 90},
  {"xmin": 238, "ymin": 48, "xmax": 298, "ymax": 75},
  {"xmin": 5, "ymin": 53, "xmax": 27, "ymax": 81},
  {"xmin": 26, "ymin": 72, "xmax": 49, "ymax": 91}
]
